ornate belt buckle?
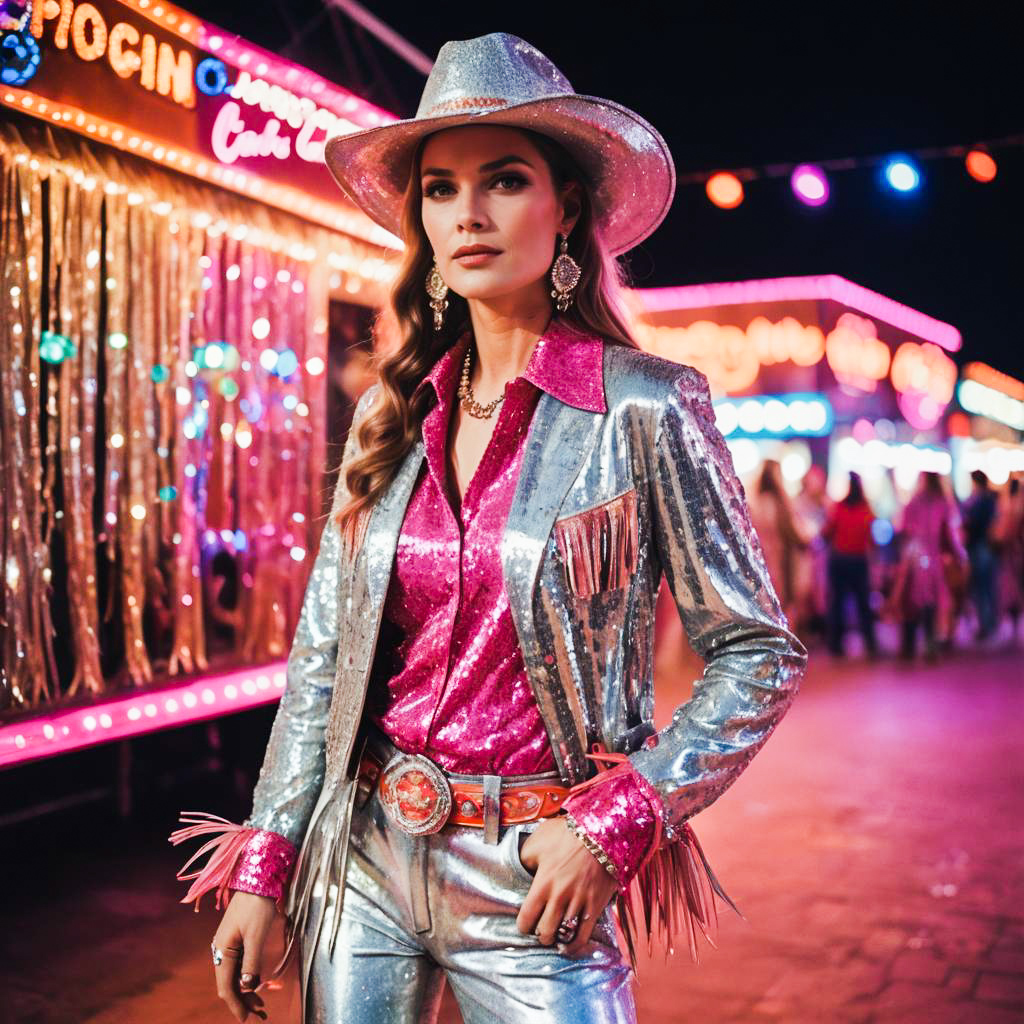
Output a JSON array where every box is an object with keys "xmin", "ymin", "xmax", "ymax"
[{"xmin": 378, "ymin": 752, "xmax": 453, "ymax": 836}]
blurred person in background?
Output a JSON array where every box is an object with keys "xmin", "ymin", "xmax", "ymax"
[
  {"xmin": 747, "ymin": 459, "xmax": 811, "ymax": 628},
  {"xmin": 962, "ymin": 470, "xmax": 1000, "ymax": 641},
  {"xmin": 994, "ymin": 475, "xmax": 1024, "ymax": 645},
  {"xmin": 823, "ymin": 473, "xmax": 877, "ymax": 657},
  {"xmin": 792, "ymin": 464, "xmax": 830, "ymax": 640},
  {"xmin": 891, "ymin": 472, "xmax": 966, "ymax": 660}
]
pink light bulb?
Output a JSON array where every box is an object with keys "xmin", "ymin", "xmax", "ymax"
[{"xmin": 791, "ymin": 164, "xmax": 829, "ymax": 207}]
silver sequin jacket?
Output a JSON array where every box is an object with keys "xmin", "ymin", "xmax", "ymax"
[{"xmin": 244, "ymin": 339, "xmax": 807, "ymax": 996}]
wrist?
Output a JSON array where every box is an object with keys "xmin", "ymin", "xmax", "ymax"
[{"xmin": 563, "ymin": 812, "xmax": 619, "ymax": 882}]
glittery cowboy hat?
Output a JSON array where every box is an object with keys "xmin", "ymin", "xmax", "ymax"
[{"xmin": 323, "ymin": 32, "xmax": 676, "ymax": 257}]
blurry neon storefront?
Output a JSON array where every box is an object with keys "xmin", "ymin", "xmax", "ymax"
[
  {"xmin": 629, "ymin": 274, "xmax": 963, "ymax": 508},
  {"xmin": 950, "ymin": 362, "xmax": 1024, "ymax": 498}
]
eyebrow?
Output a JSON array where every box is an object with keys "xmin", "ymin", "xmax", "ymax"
[{"xmin": 420, "ymin": 155, "xmax": 534, "ymax": 178}]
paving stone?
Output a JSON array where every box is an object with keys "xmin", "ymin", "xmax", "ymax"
[
  {"xmin": 890, "ymin": 950, "xmax": 951, "ymax": 984},
  {"xmin": 944, "ymin": 967, "xmax": 978, "ymax": 996},
  {"xmin": 975, "ymin": 971, "xmax": 1024, "ymax": 1005},
  {"xmin": 873, "ymin": 980, "xmax": 961, "ymax": 1015},
  {"xmin": 861, "ymin": 927, "xmax": 911, "ymax": 960},
  {"xmin": 982, "ymin": 949, "xmax": 1024, "ymax": 974}
]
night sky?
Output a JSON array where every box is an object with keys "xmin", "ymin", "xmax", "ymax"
[{"xmin": 200, "ymin": 3, "xmax": 1023, "ymax": 379}]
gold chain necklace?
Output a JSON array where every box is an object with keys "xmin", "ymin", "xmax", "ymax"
[{"xmin": 457, "ymin": 345, "xmax": 506, "ymax": 419}]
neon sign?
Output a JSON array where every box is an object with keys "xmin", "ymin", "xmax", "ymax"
[
  {"xmin": 713, "ymin": 392, "xmax": 833, "ymax": 438},
  {"xmin": 958, "ymin": 378, "xmax": 1024, "ymax": 430},
  {"xmin": 824, "ymin": 312, "xmax": 891, "ymax": 391},
  {"xmin": 2, "ymin": 0, "xmax": 401, "ymax": 246},
  {"xmin": 30, "ymin": 0, "xmax": 196, "ymax": 107},
  {"xmin": 633, "ymin": 316, "xmax": 825, "ymax": 393},
  {"xmin": 890, "ymin": 341, "xmax": 957, "ymax": 429},
  {"xmin": 210, "ymin": 70, "xmax": 358, "ymax": 166},
  {"xmin": 635, "ymin": 275, "xmax": 962, "ymax": 352}
]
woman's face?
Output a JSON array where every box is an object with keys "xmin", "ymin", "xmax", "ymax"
[{"xmin": 418, "ymin": 125, "xmax": 579, "ymax": 305}]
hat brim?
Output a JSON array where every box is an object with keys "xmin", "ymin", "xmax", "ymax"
[{"xmin": 323, "ymin": 94, "xmax": 676, "ymax": 258}]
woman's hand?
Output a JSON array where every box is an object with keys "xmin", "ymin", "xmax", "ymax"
[
  {"xmin": 515, "ymin": 815, "xmax": 619, "ymax": 956},
  {"xmin": 211, "ymin": 891, "xmax": 277, "ymax": 1021}
]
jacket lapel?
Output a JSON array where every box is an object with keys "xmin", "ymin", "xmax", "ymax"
[
  {"xmin": 501, "ymin": 391, "xmax": 604, "ymax": 782},
  {"xmin": 363, "ymin": 439, "xmax": 426, "ymax": 609}
]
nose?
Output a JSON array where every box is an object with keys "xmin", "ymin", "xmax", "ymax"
[{"xmin": 454, "ymin": 186, "xmax": 487, "ymax": 233}]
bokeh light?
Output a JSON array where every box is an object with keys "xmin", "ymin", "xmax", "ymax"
[
  {"xmin": 706, "ymin": 172, "xmax": 744, "ymax": 210},
  {"xmin": 883, "ymin": 155, "xmax": 921, "ymax": 193},
  {"xmin": 790, "ymin": 164, "xmax": 829, "ymax": 207},
  {"xmin": 965, "ymin": 150, "xmax": 997, "ymax": 183}
]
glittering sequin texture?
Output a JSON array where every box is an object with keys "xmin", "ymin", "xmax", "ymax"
[
  {"xmin": 368, "ymin": 324, "xmax": 595, "ymax": 776},
  {"xmin": 365, "ymin": 323, "xmax": 660, "ymax": 882},
  {"xmin": 226, "ymin": 319, "xmax": 805, "ymax": 1007},
  {"xmin": 228, "ymin": 829, "xmax": 298, "ymax": 902},
  {"xmin": 562, "ymin": 773, "xmax": 657, "ymax": 887}
]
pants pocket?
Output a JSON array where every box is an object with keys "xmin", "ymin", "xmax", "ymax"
[{"xmin": 507, "ymin": 821, "xmax": 540, "ymax": 884}]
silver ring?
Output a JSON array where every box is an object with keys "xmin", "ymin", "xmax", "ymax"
[
  {"xmin": 211, "ymin": 942, "xmax": 223, "ymax": 967},
  {"xmin": 556, "ymin": 914, "xmax": 580, "ymax": 944}
]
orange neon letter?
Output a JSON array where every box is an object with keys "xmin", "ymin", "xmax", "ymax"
[
  {"xmin": 140, "ymin": 33, "xmax": 156, "ymax": 90},
  {"xmin": 71, "ymin": 4, "xmax": 108, "ymax": 61},
  {"xmin": 108, "ymin": 22, "xmax": 142, "ymax": 79},
  {"xmin": 156, "ymin": 42, "xmax": 196, "ymax": 108}
]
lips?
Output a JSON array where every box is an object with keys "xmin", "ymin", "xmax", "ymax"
[{"xmin": 453, "ymin": 244, "xmax": 502, "ymax": 259}]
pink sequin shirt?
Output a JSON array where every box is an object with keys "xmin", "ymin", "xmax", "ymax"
[
  {"xmin": 365, "ymin": 323, "xmax": 657, "ymax": 887},
  {"xmin": 230, "ymin": 322, "xmax": 658, "ymax": 900}
]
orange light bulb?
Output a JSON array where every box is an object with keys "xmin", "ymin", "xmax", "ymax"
[
  {"xmin": 965, "ymin": 150, "xmax": 997, "ymax": 183},
  {"xmin": 706, "ymin": 172, "xmax": 744, "ymax": 210}
]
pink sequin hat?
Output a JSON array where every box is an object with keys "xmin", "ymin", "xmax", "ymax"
[{"xmin": 323, "ymin": 32, "xmax": 676, "ymax": 257}]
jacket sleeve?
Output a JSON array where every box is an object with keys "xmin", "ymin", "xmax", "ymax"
[
  {"xmin": 626, "ymin": 366, "xmax": 807, "ymax": 838},
  {"xmin": 168, "ymin": 384, "xmax": 379, "ymax": 910}
]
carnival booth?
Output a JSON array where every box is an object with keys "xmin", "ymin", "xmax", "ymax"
[
  {"xmin": 950, "ymin": 362, "xmax": 1024, "ymax": 499},
  {"xmin": 628, "ymin": 275, "xmax": 962, "ymax": 519},
  {"xmin": 0, "ymin": 0, "xmax": 400, "ymax": 767}
]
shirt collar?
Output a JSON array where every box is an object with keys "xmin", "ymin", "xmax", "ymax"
[{"xmin": 415, "ymin": 318, "xmax": 607, "ymax": 414}]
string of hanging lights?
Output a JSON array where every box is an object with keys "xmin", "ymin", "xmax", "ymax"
[{"xmin": 688, "ymin": 133, "xmax": 1022, "ymax": 209}]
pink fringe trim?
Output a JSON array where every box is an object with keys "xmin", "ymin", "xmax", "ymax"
[
  {"xmin": 567, "ymin": 747, "xmax": 742, "ymax": 971},
  {"xmin": 555, "ymin": 488, "xmax": 638, "ymax": 598},
  {"xmin": 168, "ymin": 811, "xmax": 261, "ymax": 913}
]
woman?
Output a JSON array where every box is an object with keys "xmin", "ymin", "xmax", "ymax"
[
  {"xmin": 746, "ymin": 459, "xmax": 812, "ymax": 627},
  {"xmin": 170, "ymin": 33, "xmax": 806, "ymax": 1024},
  {"xmin": 823, "ymin": 473, "xmax": 877, "ymax": 657},
  {"xmin": 893, "ymin": 471, "xmax": 966, "ymax": 659},
  {"xmin": 792, "ymin": 465, "xmax": 830, "ymax": 639},
  {"xmin": 995, "ymin": 475, "xmax": 1024, "ymax": 643}
]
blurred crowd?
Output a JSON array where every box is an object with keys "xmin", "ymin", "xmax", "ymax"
[{"xmin": 747, "ymin": 462, "xmax": 1024, "ymax": 659}]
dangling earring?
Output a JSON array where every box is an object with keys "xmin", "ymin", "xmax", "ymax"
[
  {"xmin": 550, "ymin": 233, "xmax": 581, "ymax": 313},
  {"xmin": 425, "ymin": 258, "xmax": 449, "ymax": 331}
]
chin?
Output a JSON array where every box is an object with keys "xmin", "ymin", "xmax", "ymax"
[{"xmin": 448, "ymin": 270, "xmax": 539, "ymax": 303}]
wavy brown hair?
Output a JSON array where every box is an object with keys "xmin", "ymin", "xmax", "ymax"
[{"xmin": 334, "ymin": 127, "xmax": 640, "ymax": 553}]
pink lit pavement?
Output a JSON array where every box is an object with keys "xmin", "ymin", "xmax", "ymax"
[{"xmin": 6, "ymin": 646, "xmax": 1023, "ymax": 1023}]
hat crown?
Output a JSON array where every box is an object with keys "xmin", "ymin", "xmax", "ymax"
[{"xmin": 415, "ymin": 33, "xmax": 575, "ymax": 120}]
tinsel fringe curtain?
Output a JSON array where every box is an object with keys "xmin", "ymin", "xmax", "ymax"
[{"xmin": 0, "ymin": 116, "xmax": 385, "ymax": 716}]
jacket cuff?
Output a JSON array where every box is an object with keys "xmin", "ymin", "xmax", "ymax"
[
  {"xmin": 560, "ymin": 771, "xmax": 659, "ymax": 889},
  {"xmin": 168, "ymin": 811, "xmax": 297, "ymax": 911},
  {"xmin": 228, "ymin": 829, "xmax": 298, "ymax": 903}
]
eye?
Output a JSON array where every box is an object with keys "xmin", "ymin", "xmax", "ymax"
[
  {"xmin": 423, "ymin": 180, "xmax": 454, "ymax": 199},
  {"xmin": 492, "ymin": 172, "xmax": 528, "ymax": 191}
]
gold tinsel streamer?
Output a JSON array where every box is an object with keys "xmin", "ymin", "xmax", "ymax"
[
  {"xmin": 0, "ymin": 113, "xmax": 391, "ymax": 717},
  {"xmin": 59, "ymin": 171, "xmax": 105, "ymax": 697}
]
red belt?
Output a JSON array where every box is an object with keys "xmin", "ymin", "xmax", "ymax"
[{"xmin": 358, "ymin": 743, "xmax": 570, "ymax": 837}]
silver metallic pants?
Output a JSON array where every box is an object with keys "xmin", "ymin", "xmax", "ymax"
[{"xmin": 301, "ymin": 736, "xmax": 637, "ymax": 1023}]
